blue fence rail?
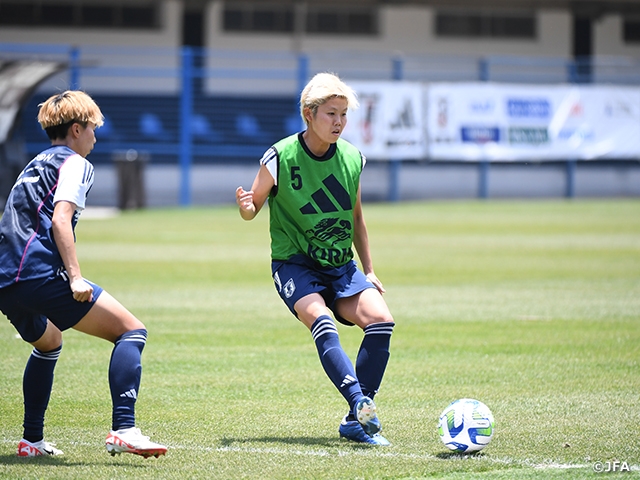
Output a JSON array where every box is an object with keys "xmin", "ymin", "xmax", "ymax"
[{"xmin": 3, "ymin": 43, "xmax": 640, "ymax": 204}]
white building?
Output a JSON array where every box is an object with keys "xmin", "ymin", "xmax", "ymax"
[{"xmin": 1, "ymin": 0, "xmax": 640, "ymax": 94}]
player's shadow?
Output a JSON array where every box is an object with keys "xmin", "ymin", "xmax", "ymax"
[
  {"xmin": 0, "ymin": 453, "xmax": 149, "ymax": 467},
  {"xmin": 436, "ymin": 451, "xmax": 487, "ymax": 459},
  {"xmin": 220, "ymin": 436, "xmax": 348, "ymax": 449},
  {"xmin": 0, "ymin": 453, "xmax": 66, "ymax": 466}
]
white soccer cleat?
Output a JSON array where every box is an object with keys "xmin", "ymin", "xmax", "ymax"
[
  {"xmin": 17, "ymin": 439, "xmax": 63, "ymax": 457},
  {"xmin": 355, "ymin": 396, "xmax": 382, "ymax": 436},
  {"xmin": 105, "ymin": 427, "xmax": 167, "ymax": 458}
]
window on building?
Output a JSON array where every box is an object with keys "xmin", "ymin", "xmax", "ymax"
[
  {"xmin": 348, "ymin": 11, "xmax": 375, "ymax": 34},
  {"xmin": 223, "ymin": 4, "xmax": 294, "ymax": 33},
  {"xmin": 0, "ymin": 2, "xmax": 38, "ymax": 25},
  {"xmin": 0, "ymin": 1, "xmax": 158, "ymax": 29},
  {"xmin": 436, "ymin": 11, "xmax": 536, "ymax": 39},
  {"xmin": 41, "ymin": 3, "xmax": 75, "ymax": 26},
  {"xmin": 623, "ymin": 19, "xmax": 640, "ymax": 43},
  {"xmin": 308, "ymin": 11, "xmax": 341, "ymax": 34},
  {"xmin": 122, "ymin": 6, "xmax": 156, "ymax": 28},
  {"xmin": 222, "ymin": 2, "xmax": 377, "ymax": 36},
  {"xmin": 223, "ymin": 8, "xmax": 244, "ymax": 31},
  {"xmin": 306, "ymin": 6, "xmax": 377, "ymax": 35},
  {"xmin": 82, "ymin": 5, "xmax": 115, "ymax": 27}
]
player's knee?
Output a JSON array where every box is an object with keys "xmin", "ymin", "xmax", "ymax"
[
  {"xmin": 375, "ymin": 313, "xmax": 395, "ymax": 325},
  {"xmin": 382, "ymin": 313, "xmax": 395, "ymax": 324},
  {"xmin": 129, "ymin": 319, "xmax": 146, "ymax": 332},
  {"xmin": 361, "ymin": 313, "xmax": 394, "ymax": 328},
  {"xmin": 122, "ymin": 309, "xmax": 145, "ymax": 331},
  {"xmin": 111, "ymin": 318, "xmax": 145, "ymax": 343},
  {"xmin": 371, "ymin": 304, "xmax": 395, "ymax": 324},
  {"xmin": 32, "ymin": 328, "xmax": 62, "ymax": 351}
]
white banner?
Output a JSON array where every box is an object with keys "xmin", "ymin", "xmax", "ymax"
[
  {"xmin": 342, "ymin": 81, "xmax": 426, "ymax": 160},
  {"xmin": 427, "ymin": 82, "xmax": 640, "ymax": 161},
  {"xmin": 341, "ymin": 80, "xmax": 640, "ymax": 161}
]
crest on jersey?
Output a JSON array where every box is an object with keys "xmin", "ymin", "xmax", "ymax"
[
  {"xmin": 305, "ymin": 218, "xmax": 352, "ymax": 246},
  {"xmin": 283, "ymin": 278, "xmax": 296, "ymax": 298}
]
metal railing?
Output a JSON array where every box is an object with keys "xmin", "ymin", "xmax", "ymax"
[{"xmin": 2, "ymin": 42, "xmax": 640, "ymax": 204}]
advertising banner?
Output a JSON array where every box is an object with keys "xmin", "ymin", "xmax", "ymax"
[
  {"xmin": 341, "ymin": 81, "xmax": 426, "ymax": 160},
  {"xmin": 427, "ymin": 83, "xmax": 640, "ymax": 161},
  {"xmin": 341, "ymin": 80, "xmax": 640, "ymax": 161}
]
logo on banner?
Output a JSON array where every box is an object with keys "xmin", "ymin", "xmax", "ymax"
[
  {"xmin": 509, "ymin": 127, "xmax": 549, "ymax": 144},
  {"xmin": 558, "ymin": 127, "xmax": 594, "ymax": 141},
  {"xmin": 605, "ymin": 100, "xmax": 634, "ymax": 118},
  {"xmin": 507, "ymin": 99, "xmax": 551, "ymax": 118},
  {"xmin": 469, "ymin": 99, "xmax": 495, "ymax": 115},
  {"xmin": 360, "ymin": 93, "xmax": 380, "ymax": 144},
  {"xmin": 437, "ymin": 97, "xmax": 448, "ymax": 127},
  {"xmin": 569, "ymin": 102, "xmax": 584, "ymax": 117},
  {"xmin": 387, "ymin": 98, "xmax": 420, "ymax": 148},
  {"xmin": 434, "ymin": 97, "xmax": 455, "ymax": 143},
  {"xmin": 461, "ymin": 126, "xmax": 500, "ymax": 143},
  {"xmin": 390, "ymin": 99, "xmax": 416, "ymax": 130}
]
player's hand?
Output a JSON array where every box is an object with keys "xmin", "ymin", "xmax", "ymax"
[
  {"xmin": 236, "ymin": 186, "xmax": 255, "ymax": 212},
  {"xmin": 366, "ymin": 272, "xmax": 386, "ymax": 294},
  {"xmin": 70, "ymin": 278, "xmax": 93, "ymax": 302}
]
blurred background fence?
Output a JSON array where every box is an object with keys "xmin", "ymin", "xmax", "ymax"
[{"xmin": 2, "ymin": 42, "xmax": 640, "ymax": 206}]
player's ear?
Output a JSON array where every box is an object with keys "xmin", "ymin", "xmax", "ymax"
[{"xmin": 303, "ymin": 107, "xmax": 312, "ymax": 124}]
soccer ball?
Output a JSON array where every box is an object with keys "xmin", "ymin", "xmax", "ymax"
[{"xmin": 438, "ymin": 398, "xmax": 494, "ymax": 453}]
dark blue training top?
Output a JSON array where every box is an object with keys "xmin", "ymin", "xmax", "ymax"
[{"xmin": 0, "ymin": 145, "xmax": 94, "ymax": 287}]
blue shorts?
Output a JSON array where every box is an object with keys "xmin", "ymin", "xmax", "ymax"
[
  {"xmin": 271, "ymin": 254, "xmax": 375, "ymax": 326},
  {"xmin": 0, "ymin": 272, "xmax": 103, "ymax": 343}
]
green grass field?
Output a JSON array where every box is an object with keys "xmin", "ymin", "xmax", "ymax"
[{"xmin": 1, "ymin": 199, "xmax": 639, "ymax": 479}]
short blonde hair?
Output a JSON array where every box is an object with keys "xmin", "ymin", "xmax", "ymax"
[
  {"xmin": 299, "ymin": 72, "xmax": 359, "ymax": 126},
  {"xmin": 38, "ymin": 90, "xmax": 104, "ymax": 140}
]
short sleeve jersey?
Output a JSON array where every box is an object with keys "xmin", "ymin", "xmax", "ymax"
[
  {"xmin": 0, "ymin": 145, "xmax": 94, "ymax": 287},
  {"xmin": 261, "ymin": 133, "xmax": 364, "ymax": 267}
]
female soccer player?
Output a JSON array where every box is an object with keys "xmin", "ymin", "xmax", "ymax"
[
  {"xmin": 0, "ymin": 91, "xmax": 166, "ymax": 458},
  {"xmin": 236, "ymin": 73, "xmax": 395, "ymax": 445}
]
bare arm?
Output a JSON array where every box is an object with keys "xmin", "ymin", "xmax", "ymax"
[
  {"xmin": 352, "ymin": 184, "xmax": 385, "ymax": 294},
  {"xmin": 51, "ymin": 200, "xmax": 93, "ymax": 302},
  {"xmin": 236, "ymin": 164, "xmax": 275, "ymax": 221}
]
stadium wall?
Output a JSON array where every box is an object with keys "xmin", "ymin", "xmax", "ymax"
[{"xmin": 86, "ymin": 161, "xmax": 640, "ymax": 208}]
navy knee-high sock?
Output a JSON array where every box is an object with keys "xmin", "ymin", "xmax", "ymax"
[
  {"xmin": 311, "ymin": 316, "xmax": 363, "ymax": 412},
  {"xmin": 22, "ymin": 345, "xmax": 62, "ymax": 442},
  {"xmin": 109, "ymin": 329, "xmax": 147, "ymax": 431},
  {"xmin": 355, "ymin": 322, "xmax": 395, "ymax": 400}
]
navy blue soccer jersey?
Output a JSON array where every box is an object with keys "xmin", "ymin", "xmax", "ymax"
[{"xmin": 0, "ymin": 145, "xmax": 94, "ymax": 287}]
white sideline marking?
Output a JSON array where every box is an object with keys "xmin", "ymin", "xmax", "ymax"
[
  {"xmin": 178, "ymin": 444, "xmax": 639, "ymax": 471},
  {"xmin": 2, "ymin": 438, "xmax": 637, "ymax": 471},
  {"xmin": 82, "ymin": 207, "xmax": 119, "ymax": 219},
  {"xmin": 534, "ymin": 462, "xmax": 586, "ymax": 469}
]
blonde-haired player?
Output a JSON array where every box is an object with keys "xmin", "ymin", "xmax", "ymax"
[
  {"xmin": 237, "ymin": 73, "xmax": 395, "ymax": 445},
  {"xmin": 0, "ymin": 91, "xmax": 167, "ymax": 458}
]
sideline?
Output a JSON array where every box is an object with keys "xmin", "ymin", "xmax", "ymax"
[{"xmin": 82, "ymin": 207, "xmax": 120, "ymax": 220}]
